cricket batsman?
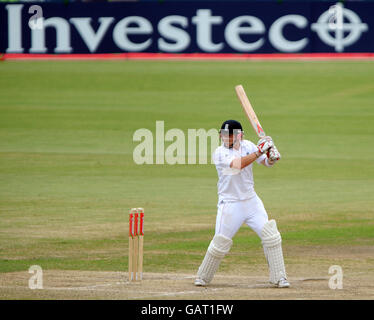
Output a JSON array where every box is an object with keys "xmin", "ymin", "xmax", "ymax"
[{"xmin": 194, "ymin": 119, "xmax": 290, "ymax": 288}]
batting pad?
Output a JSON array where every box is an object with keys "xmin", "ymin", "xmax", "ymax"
[
  {"xmin": 196, "ymin": 234, "xmax": 233, "ymax": 284},
  {"xmin": 261, "ymin": 220, "xmax": 287, "ymax": 284}
]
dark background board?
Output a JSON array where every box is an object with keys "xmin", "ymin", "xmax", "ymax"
[
  {"xmin": 0, "ymin": 300, "xmax": 372, "ymax": 318},
  {"xmin": 1, "ymin": 1, "xmax": 373, "ymax": 54}
]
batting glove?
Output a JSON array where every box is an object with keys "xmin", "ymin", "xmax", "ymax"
[
  {"xmin": 257, "ymin": 136, "xmax": 274, "ymax": 154},
  {"xmin": 267, "ymin": 145, "xmax": 281, "ymax": 162}
]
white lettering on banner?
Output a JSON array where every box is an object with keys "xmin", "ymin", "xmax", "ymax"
[
  {"xmin": 158, "ymin": 15, "xmax": 190, "ymax": 52},
  {"xmin": 113, "ymin": 16, "xmax": 153, "ymax": 51},
  {"xmin": 5, "ymin": 4, "xmax": 23, "ymax": 53},
  {"xmin": 225, "ymin": 16, "xmax": 265, "ymax": 52},
  {"xmin": 3, "ymin": 4, "xmax": 370, "ymax": 54},
  {"xmin": 70, "ymin": 17, "xmax": 115, "ymax": 52},
  {"xmin": 192, "ymin": 9, "xmax": 223, "ymax": 52},
  {"xmin": 269, "ymin": 15, "xmax": 308, "ymax": 52},
  {"xmin": 30, "ymin": 17, "xmax": 72, "ymax": 53}
]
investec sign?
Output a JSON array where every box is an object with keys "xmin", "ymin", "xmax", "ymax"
[{"xmin": 2, "ymin": 3, "xmax": 370, "ymax": 54}]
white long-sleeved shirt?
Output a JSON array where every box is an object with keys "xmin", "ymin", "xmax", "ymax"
[{"xmin": 213, "ymin": 140, "xmax": 266, "ymax": 203}]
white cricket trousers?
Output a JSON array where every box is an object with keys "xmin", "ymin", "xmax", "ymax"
[{"xmin": 215, "ymin": 195, "xmax": 269, "ymax": 240}]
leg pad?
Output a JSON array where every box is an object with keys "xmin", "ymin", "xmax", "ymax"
[
  {"xmin": 196, "ymin": 234, "xmax": 233, "ymax": 284},
  {"xmin": 261, "ymin": 220, "xmax": 287, "ymax": 284}
]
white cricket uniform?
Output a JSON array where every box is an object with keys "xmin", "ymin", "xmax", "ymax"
[{"xmin": 213, "ymin": 140, "xmax": 269, "ymax": 240}]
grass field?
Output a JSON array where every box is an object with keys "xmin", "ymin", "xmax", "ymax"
[{"xmin": 0, "ymin": 60, "xmax": 374, "ymax": 299}]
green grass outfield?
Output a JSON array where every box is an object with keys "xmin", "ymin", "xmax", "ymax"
[{"xmin": 0, "ymin": 60, "xmax": 374, "ymax": 274}]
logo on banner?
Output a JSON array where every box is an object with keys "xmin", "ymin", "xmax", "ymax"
[{"xmin": 311, "ymin": 3, "xmax": 368, "ymax": 52}]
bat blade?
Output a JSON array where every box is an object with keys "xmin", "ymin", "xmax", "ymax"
[{"xmin": 235, "ymin": 85, "xmax": 266, "ymax": 139}]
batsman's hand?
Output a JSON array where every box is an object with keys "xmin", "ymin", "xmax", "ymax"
[
  {"xmin": 267, "ymin": 144, "xmax": 281, "ymax": 162},
  {"xmin": 257, "ymin": 136, "xmax": 273, "ymax": 155}
]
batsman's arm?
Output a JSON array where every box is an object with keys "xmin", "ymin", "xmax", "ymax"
[
  {"xmin": 230, "ymin": 138, "xmax": 273, "ymax": 170},
  {"xmin": 230, "ymin": 151, "xmax": 261, "ymax": 170}
]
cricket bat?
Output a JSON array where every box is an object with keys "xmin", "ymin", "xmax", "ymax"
[{"xmin": 235, "ymin": 85, "xmax": 266, "ymax": 139}]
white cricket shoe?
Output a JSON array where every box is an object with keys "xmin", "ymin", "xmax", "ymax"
[
  {"xmin": 276, "ymin": 277, "xmax": 290, "ymax": 288},
  {"xmin": 194, "ymin": 278, "xmax": 207, "ymax": 286}
]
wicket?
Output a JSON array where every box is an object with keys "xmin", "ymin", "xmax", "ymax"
[{"xmin": 128, "ymin": 208, "xmax": 144, "ymax": 282}]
